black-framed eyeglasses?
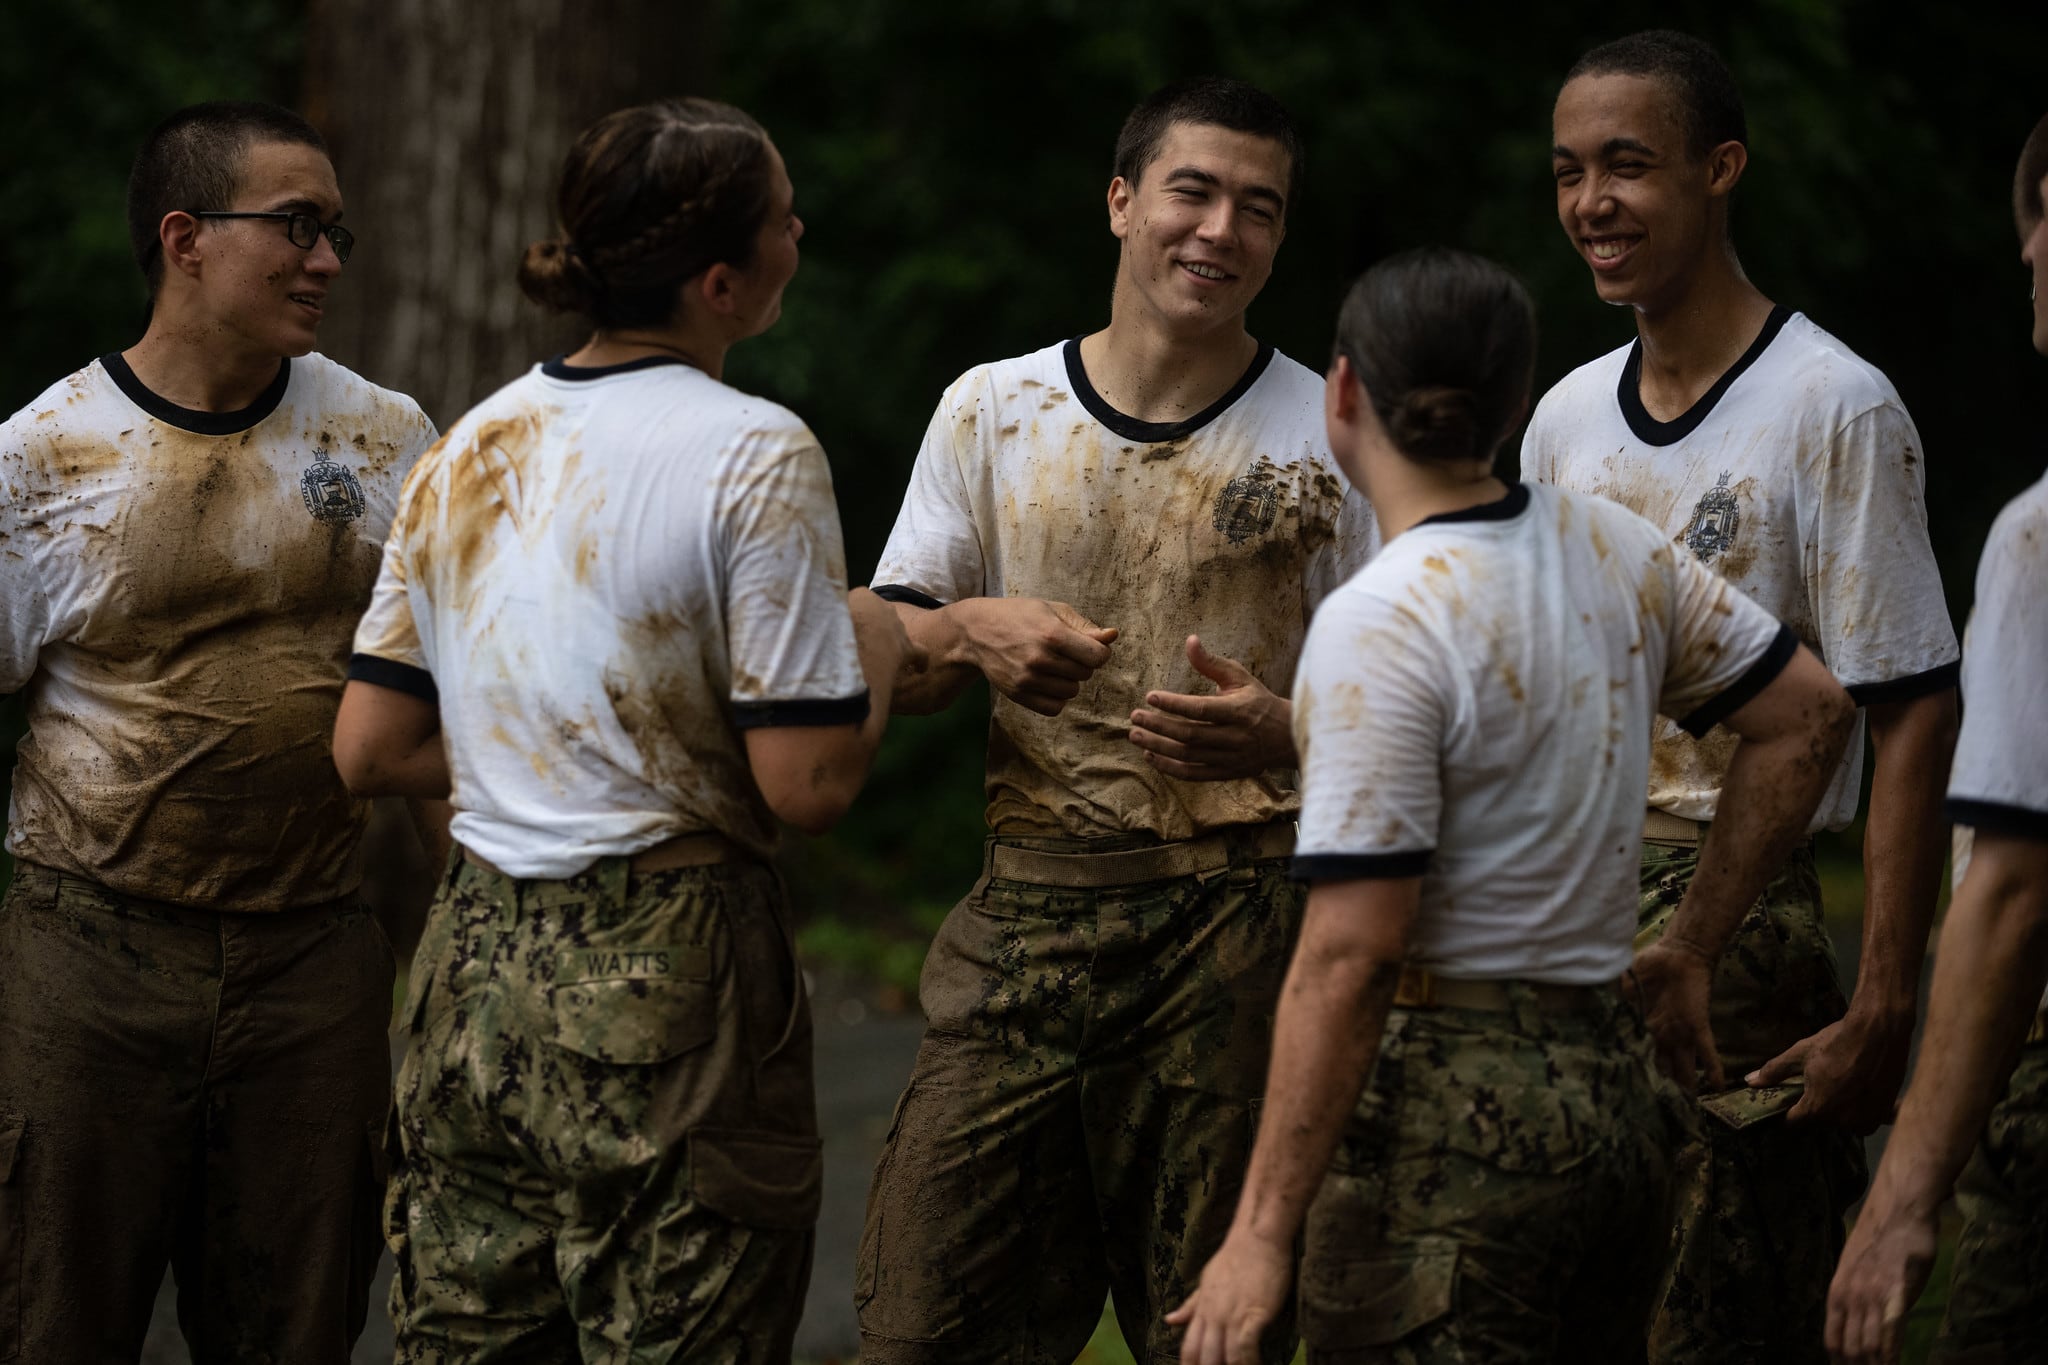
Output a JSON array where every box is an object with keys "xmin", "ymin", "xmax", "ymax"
[{"xmin": 193, "ymin": 211, "xmax": 354, "ymax": 263}]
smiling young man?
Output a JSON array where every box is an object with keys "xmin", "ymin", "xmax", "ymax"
[
  {"xmin": 855, "ymin": 77, "xmax": 1376, "ymax": 1364},
  {"xmin": 1522, "ymin": 31, "xmax": 1960, "ymax": 1363},
  {"xmin": 0, "ymin": 102, "xmax": 435, "ymax": 1362}
]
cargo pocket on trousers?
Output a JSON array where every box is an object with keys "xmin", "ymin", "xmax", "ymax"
[
  {"xmin": 1300, "ymin": 1242, "xmax": 1456, "ymax": 1346},
  {"xmin": 550, "ymin": 944, "xmax": 716, "ymax": 1064},
  {"xmin": 1440, "ymin": 1082, "xmax": 1590, "ymax": 1175},
  {"xmin": 0, "ymin": 1114, "xmax": 23, "ymax": 1361},
  {"xmin": 687, "ymin": 1127, "xmax": 823, "ymax": 1231}
]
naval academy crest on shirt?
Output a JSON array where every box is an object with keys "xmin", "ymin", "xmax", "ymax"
[
  {"xmin": 301, "ymin": 450, "xmax": 366, "ymax": 524},
  {"xmin": 1683, "ymin": 471, "xmax": 1741, "ymax": 562},
  {"xmin": 1213, "ymin": 474, "xmax": 1280, "ymax": 544}
]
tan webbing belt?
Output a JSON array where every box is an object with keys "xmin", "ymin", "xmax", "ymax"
[
  {"xmin": 989, "ymin": 820, "xmax": 1296, "ymax": 889},
  {"xmin": 1392, "ymin": 964, "xmax": 1615, "ymax": 1014},
  {"xmin": 1643, "ymin": 808, "xmax": 1706, "ymax": 847},
  {"xmin": 463, "ymin": 830, "xmax": 743, "ymax": 879}
]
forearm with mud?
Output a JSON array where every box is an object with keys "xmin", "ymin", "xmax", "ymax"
[
  {"xmin": 1228, "ymin": 933, "xmax": 1401, "ymax": 1251},
  {"xmin": 1662, "ymin": 705, "xmax": 1853, "ymax": 961},
  {"xmin": 1867, "ymin": 853, "xmax": 2048, "ymax": 1218},
  {"xmin": 1852, "ymin": 693, "xmax": 1959, "ymax": 1020},
  {"xmin": 887, "ymin": 600, "xmax": 980, "ymax": 715}
]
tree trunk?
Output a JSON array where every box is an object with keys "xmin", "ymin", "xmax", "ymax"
[{"xmin": 303, "ymin": 0, "xmax": 718, "ymax": 426}]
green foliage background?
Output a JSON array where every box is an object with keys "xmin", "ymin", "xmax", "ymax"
[{"xmin": 2, "ymin": 0, "xmax": 2044, "ymax": 946}]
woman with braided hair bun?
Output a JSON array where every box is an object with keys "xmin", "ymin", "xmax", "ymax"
[{"xmin": 333, "ymin": 97, "xmax": 910, "ymax": 1361}]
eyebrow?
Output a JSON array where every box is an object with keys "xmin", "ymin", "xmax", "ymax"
[
  {"xmin": 1161, "ymin": 164, "xmax": 1287, "ymax": 210},
  {"xmin": 264, "ymin": 196, "xmax": 342, "ymax": 220},
  {"xmin": 1552, "ymin": 136, "xmax": 1659, "ymax": 161}
]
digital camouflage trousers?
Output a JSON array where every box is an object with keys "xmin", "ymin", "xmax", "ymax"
[
  {"xmin": 1930, "ymin": 1038, "xmax": 2048, "ymax": 1362},
  {"xmin": 857, "ymin": 831, "xmax": 1303, "ymax": 1365},
  {"xmin": 386, "ymin": 853, "xmax": 819, "ymax": 1365},
  {"xmin": 1638, "ymin": 840, "xmax": 1867, "ymax": 1365},
  {"xmin": 1299, "ymin": 986, "xmax": 1692, "ymax": 1363}
]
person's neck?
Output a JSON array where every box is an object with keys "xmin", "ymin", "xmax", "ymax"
[
  {"xmin": 571, "ymin": 322, "xmax": 729, "ymax": 382},
  {"xmin": 122, "ymin": 312, "xmax": 287, "ymax": 414},
  {"xmin": 1365, "ymin": 447, "xmax": 1508, "ymax": 541},
  {"xmin": 1077, "ymin": 294, "xmax": 1259, "ymax": 425},
  {"xmin": 1631, "ymin": 254, "xmax": 1776, "ymax": 423}
]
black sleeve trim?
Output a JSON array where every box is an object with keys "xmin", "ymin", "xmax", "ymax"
[
  {"xmin": 347, "ymin": 653, "xmax": 438, "ymax": 702},
  {"xmin": 1946, "ymin": 798, "xmax": 2048, "ymax": 842},
  {"xmin": 1677, "ymin": 624, "xmax": 1798, "ymax": 738},
  {"xmin": 871, "ymin": 584, "xmax": 945, "ymax": 610},
  {"xmin": 1291, "ymin": 850, "xmax": 1433, "ymax": 882},
  {"xmin": 731, "ymin": 692, "xmax": 871, "ymax": 729},
  {"xmin": 1845, "ymin": 659, "xmax": 1961, "ymax": 708}
]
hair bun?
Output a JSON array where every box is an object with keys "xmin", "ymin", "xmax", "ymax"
[
  {"xmin": 1389, "ymin": 386, "xmax": 1481, "ymax": 462},
  {"xmin": 517, "ymin": 235, "xmax": 604, "ymax": 314}
]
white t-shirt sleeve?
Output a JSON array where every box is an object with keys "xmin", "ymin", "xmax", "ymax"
[
  {"xmin": 1291, "ymin": 590, "xmax": 1448, "ymax": 880},
  {"xmin": 1948, "ymin": 499, "xmax": 2048, "ymax": 839},
  {"xmin": 1805, "ymin": 401, "xmax": 1959, "ymax": 701},
  {"xmin": 348, "ymin": 474, "xmax": 436, "ymax": 700},
  {"xmin": 1657, "ymin": 546, "xmax": 1797, "ymax": 736},
  {"xmin": 1516, "ymin": 415, "xmax": 1557, "ymax": 486},
  {"xmin": 872, "ymin": 378, "xmax": 986, "ymax": 606},
  {"xmin": 720, "ymin": 431, "xmax": 869, "ymax": 728},
  {"xmin": 0, "ymin": 427, "xmax": 51, "ymax": 693},
  {"xmin": 1304, "ymin": 483, "xmax": 1380, "ymax": 612}
]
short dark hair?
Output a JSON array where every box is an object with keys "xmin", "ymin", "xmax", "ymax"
[
  {"xmin": 519, "ymin": 98, "xmax": 778, "ymax": 330},
  {"xmin": 128, "ymin": 101, "xmax": 329, "ymax": 298},
  {"xmin": 1566, "ymin": 30, "xmax": 1745, "ymax": 160},
  {"xmin": 1112, "ymin": 76, "xmax": 1303, "ymax": 210},
  {"xmin": 2017, "ymin": 112, "xmax": 2048, "ymax": 235},
  {"xmin": 1332, "ymin": 247, "xmax": 1537, "ymax": 468}
]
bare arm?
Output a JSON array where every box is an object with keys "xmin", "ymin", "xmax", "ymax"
[
  {"xmin": 405, "ymin": 797, "xmax": 454, "ymax": 869},
  {"xmin": 1633, "ymin": 644, "xmax": 1856, "ymax": 1089},
  {"xmin": 887, "ymin": 596, "xmax": 1117, "ymax": 717},
  {"xmin": 1827, "ymin": 831, "xmax": 2048, "ymax": 1364},
  {"xmin": 743, "ymin": 588, "xmax": 908, "ymax": 835},
  {"xmin": 333, "ymin": 680, "xmax": 450, "ymax": 799},
  {"xmin": 1750, "ymin": 688, "xmax": 1958, "ymax": 1128},
  {"xmin": 1168, "ymin": 877, "xmax": 1420, "ymax": 1365}
]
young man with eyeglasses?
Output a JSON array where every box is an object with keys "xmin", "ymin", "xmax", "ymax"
[{"xmin": 0, "ymin": 101, "xmax": 435, "ymax": 1363}]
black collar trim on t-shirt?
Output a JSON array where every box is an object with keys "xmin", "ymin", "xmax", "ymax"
[
  {"xmin": 541, "ymin": 354, "xmax": 694, "ymax": 381},
  {"xmin": 1062, "ymin": 336, "xmax": 1274, "ymax": 443},
  {"xmin": 1412, "ymin": 481, "xmax": 1531, "ymax": 529},
  {"xmin": 99, "ymin": 352, "xmax": 291, "ymax": 435},
  {"xmin": 1616, "ymin": 304, "xmax": 1794, "ymax": 446}
]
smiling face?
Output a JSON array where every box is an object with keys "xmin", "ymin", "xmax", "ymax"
[
  {"xmin": 192, "ymin": 138, "xmax": 346, "ymax": 357},
  {"xmin": 1109, "ymin": 121, "xmax": 1290, "ymax": 336},
  {"xmin": 1551, "ymin": 72, "xmax": 1738, "ymax": 316}
]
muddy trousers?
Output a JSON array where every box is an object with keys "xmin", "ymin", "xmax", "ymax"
[
  {"xmin": 1637, "ymin": 841, "xmax": 1867, "ymax": 1365},
  {"xmin": 0, "ymin": 860, "xmax": 394, "ymax": 1365},
  {"xmin": 856, "ymin": 832, "xmax": 1303, "ymax": 1365},
  {"xmin": 386, "ymin": 854, "xmax": 820, "ymax": 1365},
  {"xmin": 1930, "ymin": 1038, "xmax": 2048, "ymax": 1363}
]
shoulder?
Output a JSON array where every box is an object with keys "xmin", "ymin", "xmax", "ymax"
[
  {"xmin": 1257, "ymin": 347, "xmax": 1330, "ymax": 404},
  {"xmin": 1760, "ymin": 314, "xmax": 1906, "ymax": 428},
  {"xmin": 0, "ymin": 360, "xmax": 122, "ymax": 479},
  {"xmin": 1980, "ymin": 473, "xmax": 2048, "ymax": 584},
  {"xmin": 293, "ymin": 352, "xmax": 434, "ymax": 432},
  {"xmin": 938, "ymin": 342, "xmax": 1068, "ymax": 410},
  {"xmin": 1526, "ymin": 339, "xmax": 1633, "ymax": 435}
]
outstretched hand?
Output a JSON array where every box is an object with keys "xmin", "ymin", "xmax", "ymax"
[
  {"xmin": 1129, "ymin": 636, "xmax": 1293, "ymax": 781},
  {"xmin": 1627, "ymin": 940, "xmax": 1724, "ymax": 1091},
  {"xmin": 1166, "ymin": 1229, "xmax": 1293, "ymax": 1365}
]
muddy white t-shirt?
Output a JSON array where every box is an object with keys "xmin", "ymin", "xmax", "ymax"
[
  {"xmin": 1292, "ymin": 484, "xmax": 1792, "ymax": 983},
  {"xmin": 1522, "ymin": 308, "xmax": 1958, "ymax": 831},
  {"xmin": 0, "ymin": 352, "xmax": 435, "ymax": 910},
  {"xmin": 872, "ymin": 339, "xmax": 1378, "ymax": 840},
  {"xmin": 351, "ymin": 356, "xmax": 867, "ymax": 878}
]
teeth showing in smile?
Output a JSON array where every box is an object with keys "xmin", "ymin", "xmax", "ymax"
[
  {"xmin": 1589, "ymin": 240, "xmax": 1631, "ymax": 261},
  {"xmin": 1183, "ymin": 262, "xmax": 1226, "ymax": 280}
]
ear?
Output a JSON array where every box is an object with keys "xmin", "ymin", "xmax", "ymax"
[
  {"xmin": 1704, "ymin": 139, "xmax": 1748, "ymax": 200},
  {"xmin": 1107, "ymin": 175, "xmax": 1135, "ymax": 241},
  {"xmin": 159, "ymin": 210, "xmax": 205, "ymax": 283},
  {"xmin": 694, "ymin": 261, "xmax": 741, "ymax": 318},
  {"xmin": 1325, "ymin": 354, "xmax": 1364, "ymax": 426}
]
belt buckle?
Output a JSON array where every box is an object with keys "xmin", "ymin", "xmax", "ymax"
[{"xmin": 1396, "ymin": 964, "xmax": 1438, "ymax": 1008}]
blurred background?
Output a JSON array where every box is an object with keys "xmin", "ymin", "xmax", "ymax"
[{"xmin": 2, "ymin": 1, "xmax": 2044, "ymax": 1360}]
